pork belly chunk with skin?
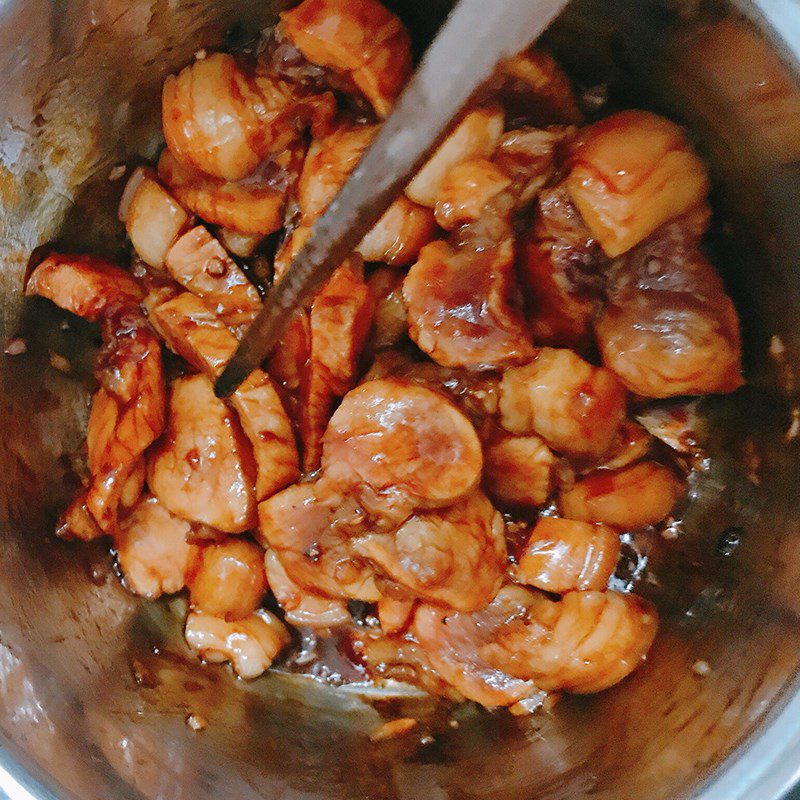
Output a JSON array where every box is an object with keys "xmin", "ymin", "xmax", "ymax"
[
  {"xmin": 560, "ymin": 460, "xmax": 685, "ymax": 530},
  {"xmin": 187, "ymin": 539, "xmax": 268, "ymax": 620},
  {"xmin": 279, "ymin": 0, "xmax": 412, "ymax": 119},
  {"xmin": 321, "ymin": 379, "xmax": 483, "ymax": 510},
  {"xmin": 352, "ymin": 491, "xmax": 507, "ymax": 612},
  {"xmin": 596, "ymin": 221, "xmax": 743, "ymax": 398},
  {"xmin": 185, "ymin": 609, "xmax": 290, "ymax": 679},
  {"xmin": 516, "ymin": 517, "xmax": 620, "ymax": 593},
  {"xmin": 113, "ymin": 495, "xmax": 199, "ymax": 599},
  {"xmin": 499, "ymin": 348, "xmax": 626, "ymax": 460},
  {"xmin": 147, "ymin": 374, "xmax": 258, "ymax": 534},
  {"xmin": 565, "ymin": 110, "xmax": 709, "ymax": 257},
  {"xmin": 403, "ymin": 239, "xmax": 534, "ymax": 370}
]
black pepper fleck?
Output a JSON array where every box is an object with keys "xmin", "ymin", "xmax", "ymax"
[{"xmin": 716, "ymin": 526, "xmax": 743, "ymax": 557}]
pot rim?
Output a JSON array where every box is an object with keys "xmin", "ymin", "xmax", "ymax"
[
  {"xmin": 1, "ymin": 2, "xmax": 800, "ymax": 799},
  {"xmin": 690, "ymin": 4, "xmax": 800, "ymax": 793}
]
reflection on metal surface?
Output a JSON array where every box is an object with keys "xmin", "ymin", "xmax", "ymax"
[
  {"xmin": 681, "ymin": 19, "xmax": 800, "ymax": 165},
  {"xmin": 0, "ymin": 1, "xmax": 800, "ymax": 799},
  {"xmin": 0, "ymin": 768, "xmax": 42, "ymax": 800}
]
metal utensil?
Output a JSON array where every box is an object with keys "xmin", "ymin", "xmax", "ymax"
[{"xmin": 214, "ymin": 0, "xmax": 570, "ymax": 396}]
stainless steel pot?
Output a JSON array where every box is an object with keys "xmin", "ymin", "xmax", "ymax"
[{"xmin": 1, "ymin": 1, "xmax": 800, "ymax": 798}]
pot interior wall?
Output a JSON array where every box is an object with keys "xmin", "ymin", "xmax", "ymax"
[{"xmin": 1, "ymin": 1, "xmax": 800, "ymax": 799}]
